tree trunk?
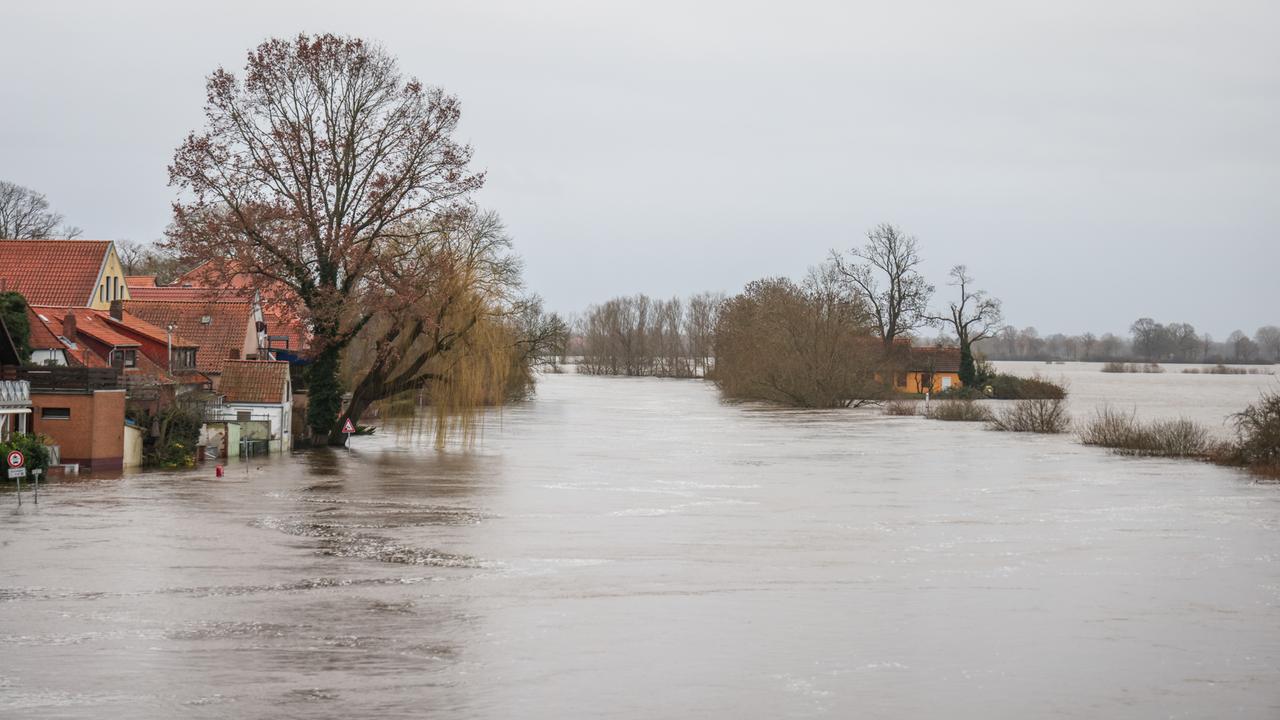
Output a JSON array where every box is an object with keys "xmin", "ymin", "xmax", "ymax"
[
  {"xmin": 959, "ymin": 342, "xmax": 976, "ymax": 387},
  {"xmin": 307, "ymin": 344, "xmax": 343, "ymax": 443}
]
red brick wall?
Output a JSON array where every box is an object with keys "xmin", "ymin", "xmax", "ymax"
[{"xmin": 29, "ymin": 389, "xmax": 125, "ymax": 471}]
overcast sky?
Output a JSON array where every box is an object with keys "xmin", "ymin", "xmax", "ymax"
[{"xmin": 3, "ymin": 1, "xmax": 1277, "ymax": 337}]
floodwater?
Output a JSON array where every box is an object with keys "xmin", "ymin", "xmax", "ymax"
[
  {"xmin": 2, "ymin": 369, "xmax": 1279, "ymax": 718},
  {"xmin": 997, "ymin": 360, "xmax": 1279, "ymax": 435}
]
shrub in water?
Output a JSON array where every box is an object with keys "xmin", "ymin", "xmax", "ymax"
[
  {"xmin": 883, "ymin": 399, "xmax": 919, "ymax": 416},
  {"xmin": 1079, "ymin": 407, "xmax": 1214, "ymax": 458},
  {"xmin": 987, "ymin": 398, "xmax": 1070, "ymax": 433},
  {"xmin": 926, "ymin": 398, "xmax": 992, "ymax": 422},
  {"xmin": 1229, "ymin": 390, "xmax": 1280, "ymax": 472},
  {"xmin": 981, "ymin": 373, "xmax": 1067, "ymax": 400}
]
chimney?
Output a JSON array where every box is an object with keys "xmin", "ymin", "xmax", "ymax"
[
  {"xmin": 228, "ymin": 348, "xmax": 241, "ymax": 360},
  {"xmin": 109, "ymin": 299, "xmax": 124, "ymax": 321},
  {"xmin": 63, "ymin": 312, "xmax": 77, "ymax": 343}
]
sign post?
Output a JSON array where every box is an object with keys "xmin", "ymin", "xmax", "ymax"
[
  {"xmin": 7, "ymin": 450, "xmax": 25, "ymax": 506},
  {"xmin": 342, "ymin": 417, "xmax": 356, "ymax": 447},
  {"xmin": 32, "ymin": 467, "xmax": 42, "ymax": 504}
]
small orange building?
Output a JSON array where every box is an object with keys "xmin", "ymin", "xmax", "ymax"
[{"xmin": 896, "ymin": 346, "xmax": 962, "ymax": 394}]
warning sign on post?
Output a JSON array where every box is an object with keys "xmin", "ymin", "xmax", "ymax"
[{"xmin": 342, "ymin": 418, "xmax": 356, "ymax": 434}]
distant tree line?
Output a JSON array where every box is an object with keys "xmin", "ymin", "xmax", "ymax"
[
  {"xmin": 576, "ymin": 292, "xmax": 723, "ymax": 377},
  {"xmin": 575, "ymin": 223, "xmax": 1018, "ymax": 407},
  {"xmin": 976, "ymin": 321, "xmax": 1280, "ymax": 364}
]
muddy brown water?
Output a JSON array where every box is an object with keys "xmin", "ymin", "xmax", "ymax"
[{"xmin": 2, "ymin": 367, "xmax": 1279, "ymax": 718}]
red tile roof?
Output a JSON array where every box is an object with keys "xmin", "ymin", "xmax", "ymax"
[
  {"xmin": 177, "ymin": 260, "xmax": 310, "ymax": 355},
  {"xmin": 907, "ymin": 346, "xmax": 962, "ymax": 373},
  {"xmin": 263, "ymin": 309, "xmax": 310, "ymax": 355},
  {"xmin": 124, "ymin": 276, "xmax": 157, "ymax": 288},
  {"xmin": 123, "ymin": 299, "xmax": 255, "ymax": 375},
  {"xmin": 219, "ymin": 360, "xmax": 289, "ymax": 404},
  {"xmin": 127, "ymin": 285, "xmax": 252, "ymax": 301},
  {"xmin": 104, "ymin": 311, "xmax": 198, "ymax": 349},
  {"xmin": 26, "ymin": 308, "xmax": 69, "ymax": 351},
  {"xmin": 31, "ymin": 306, "xmax": 139, "ymax": 349},
  {"xmin": 0, "ymin": 240, "xmax": 112, "ymax": 306}
]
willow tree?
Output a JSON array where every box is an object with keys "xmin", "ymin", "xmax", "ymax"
[{"xmin": 168, "ymin": 34, "xmax": 499, "ymax": 444}]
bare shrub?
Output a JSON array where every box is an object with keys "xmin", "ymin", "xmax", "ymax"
[
  {"xmin": 926, "ymin": 398, "xmax": 992, "ymax": 422},
  {"xmin": 1227, "ymin": 390, "xmax": 1280, "ymax": 472},
  {"xmin": 987, "ymin": 398, "xmax": 1070, "ymax": 433},
  {"xmin": 713, "ymin": 271, "xmax": 888, "ymax": 408},
  {"xmin": 1078, "ymin": 407, "xmax": 1213, "ymax": 457},
  {"xmin": 1101, "ymin": 362, "xmax": 1165, "ymax": 374},
  {"xmin": 1181, "ymin": 364, "xmax": 1273, "ymax": 375},
  {"xmin": 883, "ymin": 399, "xmax": 919, "ymax": 416}
]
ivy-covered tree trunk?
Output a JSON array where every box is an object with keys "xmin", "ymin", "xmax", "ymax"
[
  {"xmin": 959, "ymin": 342, "xmax": 977, "ymax": 387},
  {"xmin": 307, "ymin": 344, "xmax": 343, "ymax": 444}
]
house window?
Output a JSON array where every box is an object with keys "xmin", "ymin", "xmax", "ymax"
[
  {"xmin": 112, "ymin": 348, "xmax": 137, "ymax": 368},
  {"xmin": 99, "ymin": 284, "xmax": 105, "ymax": 302},
  {"xmin": 172, "ymin": 348, "xmax": 196, "ymax": 370},
  {"xmin": 41, "ymin": 407, "xmax": 71, "ymax": 420}
]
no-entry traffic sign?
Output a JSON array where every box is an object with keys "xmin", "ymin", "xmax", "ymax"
[{"xmin": 6, "ymin": 450, "xmax": 23, "ymax": 468}]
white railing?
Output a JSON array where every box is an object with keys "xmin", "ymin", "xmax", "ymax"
[{"xmin": 0, "ymin": 380, "xmax": 31, "ymax": 406}]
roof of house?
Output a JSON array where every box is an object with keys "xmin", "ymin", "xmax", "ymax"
[
  {"xmin": 31, "ymin": 306, "xmax": 140, "ymax": 349},
  {"xmin": 127, "ymin": 285, "xmax": 252, "ymax": 301},
  {"xmin": 124, "ymin": 276, "xmax": 157, "ymax": 288},
  {"xmin": 907, "ymin": 346, "xmax": 962, "ymax": 373},
  {"xmin": 103, "ymin": 311, "xmax": 198, "ymax": 349},
  {"xmin": 123, "ymin": 299, "xmax": 254, "ymax": 375},
  {"xmin": 219, "ymin": 360, "xmax": 289, "ymax": 404},
  {"xmin": 25, "ymin": 307, "xmax": 69, "ymax": 351},
  {"xmin": 0, "ymin": 240, "xmax": 112, "ymax": 306}
]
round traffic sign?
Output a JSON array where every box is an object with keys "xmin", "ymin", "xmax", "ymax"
[{"xmin": 7, "ymin": 450, "xmax": 24, "ymax": 468}]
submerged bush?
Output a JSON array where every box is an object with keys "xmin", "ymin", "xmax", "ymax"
[
  {"xmin": 1227, "ymin": 390, "xmax": 1280, "ymax": 473},
  {"xmin": 980, "ymin": 373, "xmax": 1067, "ymax": 400},
  {"xmin": 1079, "ymin": 407, "xmax": 1213, "ymax": 457},
  {"xmin": 987, "ymin": 398, "xmax": 1070, "ymax": 433},
  {"xmin": 926, "ymin": 398, "xmax": 992, "ymax": 422},
  {"xmin": 1101, "ymin": 362, "xmax": 1165, "ymax": 374},
  {"xmin": 1181, "ymin": 364, "xmax": 1274, "ymax": 376},
  {"xmin": 882, "ymin": 399, "xmax": 919, "ymax": 416}
]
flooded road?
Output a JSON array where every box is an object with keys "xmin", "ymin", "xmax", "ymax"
[{"xmin": 3, "ymin": 372, "xmax": 1279, "ymax": 718}]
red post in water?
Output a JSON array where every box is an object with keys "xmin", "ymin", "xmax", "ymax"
[{"xmin": 215, "ymin": 465, "xmax": 224, "ymax": 478}]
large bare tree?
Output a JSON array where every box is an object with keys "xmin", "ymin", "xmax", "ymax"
[
  {"xmin": 930, "ymin": 265, "xmax": 1002, "ymax": 385},
  {"xmin": 167, "ymin": 34, "xmax": 513, "ymax": 444},
  {"xmin": 830, "ymin": 223, "xmax": 933, "ymax": 351},
  {"xmin": 0, "ymin": 181, "xmax": 80, "ymax": 239}
]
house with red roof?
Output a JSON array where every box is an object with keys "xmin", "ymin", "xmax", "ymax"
[
  {"xmin": 205, "ymin": 359, "xmax": 292, "ymax": 453},
  {"xmin": 27, "ymin": 303, "xmax": 207, "ymax": 390},
  {"xmin": 0, "ymin": 239, "xmax": 132, "ymax": 310},
  {"xmin": 123, "ymin": 297, "xmax": 267, "ymax": 389},
  {"xmin": 170, "ymin": 259, "xmax": 312, "ymax": 359}
]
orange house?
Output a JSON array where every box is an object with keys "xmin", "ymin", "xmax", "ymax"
[{"xmin": 895, "ymin": 346, "xmax": 962, "ymax": 394}]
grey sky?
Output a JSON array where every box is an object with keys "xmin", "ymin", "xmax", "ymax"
[{"xmin": 3, "ymin": 0, "xmax": 1277, "ymax": 338}]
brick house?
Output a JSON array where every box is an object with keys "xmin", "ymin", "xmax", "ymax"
[{"xmin": 5, "ymin": 367, "xmax": 128, "ymax": 472}]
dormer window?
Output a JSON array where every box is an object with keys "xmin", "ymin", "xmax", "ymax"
[
  {"xmin": 200, "ymin": 315, "xmax": 212, "ymax": 325},
  {"xmin": 112, "ymin": 348, "xmax": 137, "ymax": 368}
]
